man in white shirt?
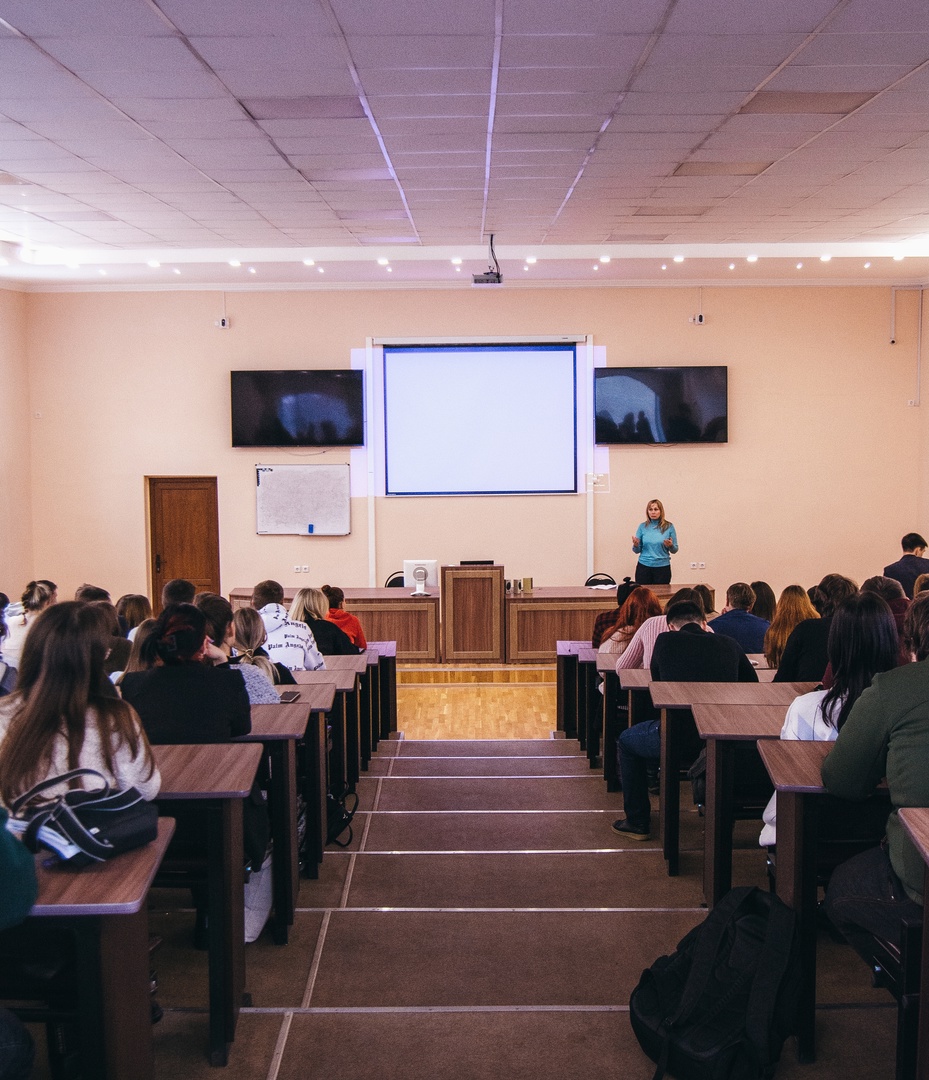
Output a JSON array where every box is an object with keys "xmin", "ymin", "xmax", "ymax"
[{"xmin": 252, "ymin": 579, "xmax": 325, "ymax": 671}]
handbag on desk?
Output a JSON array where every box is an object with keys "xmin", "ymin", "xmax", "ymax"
[{"xmin": 7, "ymin": 767, "xmax": 158, "ymax": 867}]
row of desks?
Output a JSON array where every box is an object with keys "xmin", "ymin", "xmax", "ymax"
[
  {"xmin": 14, "ymin": 643, "xmax": 398, "ymax": 1078},
  {"xmin": 557, "ymin": 647, "xmax": 924, "ymax": 1067}
]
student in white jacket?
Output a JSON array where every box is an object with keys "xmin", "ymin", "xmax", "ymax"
[{"xmin": 252, "ymin": 579, "xmax": 325, "ymax": 672}]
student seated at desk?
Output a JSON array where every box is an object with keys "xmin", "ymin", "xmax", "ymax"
[
  {"xmin": 195, "ymin": 593, "xmax": 280, "ymax": 703},
  {"xmin": 823, "ymin": 594, "xmax": 929, "ymax": 959},
  {"xmin": 0, "ymin": 601, "xmax": 160, "ymax": 803},
  {"xmin": 759, "ymin": 592, "xmax": 899, "ymax": 846},
  {"xmin": 253, "ymin": 579, "xmax": 326, "ymax": 672},
  {"xmin": 773, "ymin": 573, "xmax": 857, "ymax": 682},
  {"xmin": 322, "ymin": 585, "xmax": 367, "ymax": 649},
  {"xmin": 120, "ymin": 604, "xmax": 251, "ymax": 743},
  {"xmin": 612, "ymin": 600, "xmax": 756, "ymax": 841},
  {"xmin": 232, "ymin": 607, "xmax": 296, "ymax": 686},
  {"xmin": 763, "ymin": 584, "xmax": 819, "ymax": 670},
  {"xmin": 597, "ymin": 587, "xmax": 661, "ymax": 658},
  {"xmin": 120, "ymin": 604, "xmax": 268, "ymax": 870},
  {"xmin": 615, "ymin": 587, "xmax": 708, "ymax": 672},
  {"xmin": 290, "ymin": 587, "xmax": 362, "ymax": 655},
  {"xmin": 591, "ymin": 577, "xmax": 636, "ymax": 647},
  {"xmin": 709, "ymin": 582, "xmax": 769, "ymax": 654}
]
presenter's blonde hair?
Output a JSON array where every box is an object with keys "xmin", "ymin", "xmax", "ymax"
[{"xmin": 645, "ymin": 499, "xmax": 669, "ymax": 532}]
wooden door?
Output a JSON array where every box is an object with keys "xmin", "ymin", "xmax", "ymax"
[{"xmin": 148, "ymin": 477, "xmax": 220, "ymax": 611}]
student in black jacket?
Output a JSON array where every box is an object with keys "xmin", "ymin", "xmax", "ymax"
[{"xmin": 612, "ymin": 601, "xmax": 757, "ymax": 840}]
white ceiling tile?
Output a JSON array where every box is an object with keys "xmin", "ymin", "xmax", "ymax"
[
  {"xmin": 350, "ymin": 35, "xmax": 492, "ymax": 68},
  {"xmin": 766, "ymin": 65, "xmax": 916, "ymax": 93},
  {"xmin": 666, "ymin": 0, "xmax": 840, "ymax": 35},
  {"xmin": 369, "ymin": 95, "xmax": 488, "ymax": 117},
  {"xmin": 498, "ymin": 68, "xmax": 629, "ymax": 95},
  {"xmin": 503, "ymin": 0, "xmax": 667, "ymax": 35},
  {"xmin": 360, "ymin": 69, "xmax": 491, "ymax": 94},
  {"xmin": 330, "ymin": 0, "xmax": 495, "ymax": 35},
  {"xmin": 0, "ymin": 0, "xmax": 165, "ymax": 35},
  {"xmin": 827, "ymin": 1, "xmax": 929, "ymax": 34}
]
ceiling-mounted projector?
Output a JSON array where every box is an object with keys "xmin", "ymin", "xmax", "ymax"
[
  {"xmin": 472, "ymin": 270, "xmax": 502, "ymax": 285},
  {"xmin": 472, "ymin": 232, "xmax": 502, "ymax": 286}
]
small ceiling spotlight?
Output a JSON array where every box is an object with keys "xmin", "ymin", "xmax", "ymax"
[
  {"xmin": 302, "ymin": 259, "xmax": 315, "ymax": 266},
  {"xmin": 451, "ymin": 257, "xmax": 462, "ymax": 265},
  {"xmin": 525, "ymin": 256, "xmax": 537, "ymax": 264},
  {"xmin": 599, "ymin": 255, "xmax": 611, "ymax": 263},
  {"xmin": 746, "ymin": 255, "xmax": 758, "ymax": 263},
  {"xmin": 377, "ymin": 258, "xmax": 389, "ymax": 266},
  {"xmin": 673, "ymin": 255, "xmax": 684, "ymax": 263},
  {"xmin": 728, "ymin": 263, "xmax": 735, "ymax": 270},
  {"xmin": 592, "ymin": 264, "xmax": 599, "ymax": 270},
  {"xmin": 147, "ymin": 260, "xmax": 160, "ymax": 268},
  {"xmin": 820, "ymin": 254, "xmax": 832, "ymax": 262},
  {"xmin": 248, "ymin": 266, "xmax": 256, "ymax": 274},
  {"xmin": 893, "ymin": 254, "xmax": 905, "ymax": 261},
  {"xmin": 661, "ymin": 263, "xmax": 667, "ymax": 270},
  {"xmin": 172, "ymin": 268, "xmax": 181, "ymax": 274},
  {"xmin": 796, "ymin": 262, "xmax": 803, "ymax": 269},
  {"xmin": 229, "ymin": 259, "xmax": 241, "ymax": 267},
  {"xmin": 864, "ymin": 261, "xmax": 871, "ymax": 269},
  {"xmin": 318, "ymin": 266, "xmax": 325, "ymax": 273},
  {"xmin": 386, "ymin": 266, "xmax": 392, "ymax": 272}
]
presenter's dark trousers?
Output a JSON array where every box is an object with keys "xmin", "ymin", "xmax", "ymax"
[{"xmin": 635, "ymin": 563, "xmax": 671, "ymax": 586}]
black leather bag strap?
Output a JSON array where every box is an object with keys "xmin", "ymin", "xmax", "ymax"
[{"xmin": 10, "ymin": 768, "xmax": 110, "ymax": 814}]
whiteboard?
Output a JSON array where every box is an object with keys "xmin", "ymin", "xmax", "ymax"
[{"xmin": 255, "ymin": 464, "xmax": 351, "ymax": 535}]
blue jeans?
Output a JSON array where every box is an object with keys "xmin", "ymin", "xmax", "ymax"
[
  {"xmin": 0, "ymin": 1007, "xmax": 33, "ymax": 1080},
  {"xmin": 618, "ymin": 719, "xmax": 661, "ymax": 828}
]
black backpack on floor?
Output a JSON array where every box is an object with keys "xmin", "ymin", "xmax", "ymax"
[
  {"xmin": 326, "ymin": 786, "xmax": 359, "ymax": 847},
  {"xmin": 629, "ymin": 887, "xmax": 800, "ymax": 1080}
]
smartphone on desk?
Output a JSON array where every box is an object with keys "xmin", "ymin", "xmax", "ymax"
[{"xmin": 279, "ymin": 690, "xmax": 300, "ymax": 703}]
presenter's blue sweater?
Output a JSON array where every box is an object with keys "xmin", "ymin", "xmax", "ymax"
[{"xmin": 633, "ymin": 521, "xmax": 678, "ymax": 567}]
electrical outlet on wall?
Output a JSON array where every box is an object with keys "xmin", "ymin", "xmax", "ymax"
[
  {"xmin": 302, "ymin": 565, "xmax": 309, "ymax": 573},
  {"xmin": 698, "ymin": 561, "xmax": 706, "ymax": 569},
  {"xmin": 293, "ymin": 565, "xmax": 301, "ymax": 574}
]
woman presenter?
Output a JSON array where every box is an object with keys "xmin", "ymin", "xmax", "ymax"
[{"xmin": 631, "ymin": 499, "xmax": 678, "ymax": 585}]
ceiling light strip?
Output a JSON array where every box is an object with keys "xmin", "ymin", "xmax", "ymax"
[
  {"xmin": 480, "ymin": 0, "xmax": 504, "ymax": 244},
  {"xmin": 316, "ymin": 0, "xmax": 421, "ymax": 245}
]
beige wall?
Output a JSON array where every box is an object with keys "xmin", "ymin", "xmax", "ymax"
[
  {"xmin": 7, "ymin": 283, "xmax": 927, "ymax": 604},
  {"xmin": 0, "ymin": 289, "xmax": 31, "ymax": 591}
]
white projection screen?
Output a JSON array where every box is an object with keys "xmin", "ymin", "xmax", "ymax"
[{"xmin": 383, "ymin": 344, "xmax": 578, "ymax": 495}]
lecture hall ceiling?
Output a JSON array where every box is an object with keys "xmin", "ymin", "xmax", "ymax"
[{"xmin": 1, "ymin": 0, "xmax": 929, "ymax": 286}]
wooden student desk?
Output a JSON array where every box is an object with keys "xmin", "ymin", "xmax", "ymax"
[
  {"xmin": 154, "ymin": 741, "xmax": 262, "ymax": 1067},
  {"xmin": 691, "ymin": 703, "xmax": 787, "ymax": 907},
  {"xmin": 555, "ymin": 640, "xmax": 589, "ymax": 739},
  {"xmin": 241, "ymin": 703, "xmax": 309, "ymax": 942},
  {"xmin": 280, "ymin": 682, "xmax": 336, "ymax": 871},
  {"xmin": 324, "ymin": 653, "xmax": 368, "ymax": 780},
  {"xmin": 17, "ymin": 818, "xmax": 175, "ymax": 1080},
  {"xmin": 756, "ymin": 739, "xmax": 892, "ymax": 1064},
  {"xmin": 295, "ymin": 667, "xmax": 360, "ymax": 795},
  {"xmin": 649, "ymin": 682, "xmax": 815, "ymax": 876},
  {"xmin": 367, "ymin": 641, "xmax": 398, "ymax": 741},
  {"xmin": 897, "ymin": 808, "xmax": 929, "ymax": 1080}
]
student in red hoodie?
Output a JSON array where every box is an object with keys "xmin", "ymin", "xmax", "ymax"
[{"xmin": 321, "ymin": 585, "xmax": 367, "ymax": 648}]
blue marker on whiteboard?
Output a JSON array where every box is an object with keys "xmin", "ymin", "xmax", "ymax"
[{"xmin": 308, "ymin": 524, "xmax": 314, "ymax": 534}]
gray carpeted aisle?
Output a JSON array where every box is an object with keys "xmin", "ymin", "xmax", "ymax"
[{"xmin": 142, "ymin": 735, "xmax": 897, "ymax": 1080}]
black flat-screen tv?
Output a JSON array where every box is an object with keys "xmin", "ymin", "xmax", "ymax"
[
  {"xmin": 594, "ymin": 366, "xmax": 728, "ymax": 445},
  {"xmin": 231, "ymin": 369, "xmax": 364, "ymax": 448}
]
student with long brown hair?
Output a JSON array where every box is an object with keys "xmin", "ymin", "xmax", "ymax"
[
  {"xmin": 597, "ymin": 587, "xmax": 662, "ymax": 657},
  {"xmin": 0, "ymin": 601, "xmax": 159, "ymax": 805},
  {"xmin": 763, "ymin": 584, "xmax": 819, "ymax": 669},
  {"xmin": 232, "ymin": 606, "xmax": 296, "ymax": 686}
]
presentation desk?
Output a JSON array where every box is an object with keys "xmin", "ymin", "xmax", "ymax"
[
  {"xmin": 15, "ymin": 818, "xmax": 175, "ymax": 1080},
  {"xmin": 506, "ymin": 584, "xmax": 715, "ymax": 663},
  {"xmin": 231, "ymin": 584, "xmax": 714, "ymax": 664},
  {"xmin": 229, "ymin": 587, "xmax": 439, "ymax": 662},
  {"xmin": 154, "ymin": 741, "xmax": 262, "ymax": 1067}
]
